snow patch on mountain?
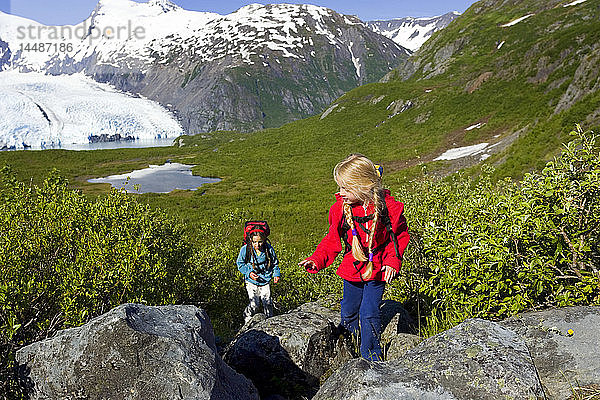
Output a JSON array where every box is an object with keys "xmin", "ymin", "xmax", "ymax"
[
  {"xmin": 367, "ymin": 12, "xmax": 460, "ymax": 52},
  {"xmin": 0, "ymin": 71, "xmax": 183, "ymax": 149},
  {"xmin": 348, "ymin": 41, "xmax": 361, "ymax": 78},
  {"xmin": 563, "ymin": 0, "xmax": 587, "ymax": 7},
  {"xmin": 0, "ymin": 1, "xmax": 385, "ymax": 72},
  {"xmin": 434, "ymin": 142, "xmax": 490, "ymax": 161},
  {"xmin": 500, "ymin": 14, "xmax": 535, "ymax": 28}
]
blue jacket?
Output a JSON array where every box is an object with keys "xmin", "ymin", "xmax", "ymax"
[{"xmin": 236, "ymin": 243, "xmax": 280, "ymax": 286}]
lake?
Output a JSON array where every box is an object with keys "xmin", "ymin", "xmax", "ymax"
[{"xmin": 88, "ymin": 162, "xmax": 220, "ymax": 194}]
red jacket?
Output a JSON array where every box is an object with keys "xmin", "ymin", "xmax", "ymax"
[{"xmin": 307, "ymin": 190, "xmax": 410, "ymax": 282}]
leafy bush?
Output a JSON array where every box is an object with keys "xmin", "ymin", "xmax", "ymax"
[
  {"xmin": 0, "ymin": 169, "xmax": 192, "ymax": 399},
  {"xmin": 394, "ymin": 127, "xmax": 600, "ymax": 333}
]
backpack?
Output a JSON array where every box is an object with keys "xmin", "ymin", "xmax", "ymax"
[
  {"xmin": 242, "ymin": 221, "xmax": 273, "ymax": 270},
  {"xmin": 243, "ymin": 220, "xmax": 270, "ymax": 243},
  {"xmin": 340, "ymin": 202, "xmax": 401, "ymax": 259}
]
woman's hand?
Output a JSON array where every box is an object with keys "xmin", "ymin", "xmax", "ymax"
[
  {"xmin": 274, "ymin": 276, "xmax": 280, "ymax": 284},
  {"xmin": 249, "ymin": 271, "xmax": 259, "ymax": 280},
  {"xmin": 382, "ymin": 265, "xmax": 397, "ymax": 283},
  {"xmin": 299, "ymin": 259, "xmax": 318, "ymax": 273}
]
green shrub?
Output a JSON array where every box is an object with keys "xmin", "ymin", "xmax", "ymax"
[
  {"xmin": 0, "ymin": 168, "xmax": 192, "ymax": 399},
  {"xmin": 1, "ymin": 125, "xmax": 598, "ymax": 397},
  {"xmin": 394, "ymin": 126, "xmax": 600, "ymax": 333}
]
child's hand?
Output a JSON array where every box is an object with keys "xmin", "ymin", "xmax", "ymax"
[
  {"xmin": 249, "ymin": 271, "xmax": 259, "ymax": 280},
  {"xmin": 274, "ymin": 276, "xmax": 280, "ymax": 284},
  {"xmin": 382, "ymin": 265, "xmax": 397, "ymax": 283},
  {"xmin": 299, "ymin": 259, "xmax": 318, "ymax": 274}
]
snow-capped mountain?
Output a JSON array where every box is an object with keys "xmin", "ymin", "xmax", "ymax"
[
  {"xmin": 367, "ymin": 12, "xmax": 460, "ymax": 52},
  {"xmin": 0, "ymin": 71, "xmax": 183, "ymax": 149},
  {"xmin": 0, "ymin": 0, "xmax": 410, "ymax": 133}
]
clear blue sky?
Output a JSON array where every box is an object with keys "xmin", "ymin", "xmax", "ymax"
[{"xmin": 3, "ymin": 0, "xmax": 476, "ymax": 25}]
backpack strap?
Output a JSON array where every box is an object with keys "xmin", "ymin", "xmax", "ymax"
[
  {"xmin": 339, "ymin": 202, "xmax": 401, "ymax": 260},
  {"xmin": 340, "ymin": 217, "xmax": 351, "ymax": 255},
  {"xmin": 353, "ymin": 215, "xmax": 374, "ymax": 223},
  {"xmin": 380, "ymin": 201, "xmax": 401, "ymax": 259}
]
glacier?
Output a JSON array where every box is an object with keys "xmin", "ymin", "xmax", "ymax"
[{"xmin": 0, "ymin": 71, "xmax": 183, "ymax": 149}]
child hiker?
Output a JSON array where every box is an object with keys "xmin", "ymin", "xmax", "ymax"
[
  {"xmin": 237, "ymin": 221, "xmax": 281, "ymax": 324},
  {"xmin": 299, "ymin": 154, "xmax": 409, "ymax": 361}
]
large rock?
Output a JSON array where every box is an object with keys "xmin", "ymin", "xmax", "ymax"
[
  {"xmin": 500, "ymin": 306, "xmax": 600, "ymax": 400},
  {"xmin": 223, "ymin": 306, "xmax": 354, "ymax": 399},
  {"xmin": 384, "ymin": 333, "xmax": 423, "ymax": 361},
  {"xmin": 16, "ymin": 303, "xmax": 258, "ymax": 400},
  {"xmin": 298, "ymin": 300, "xmax": 421, "ymax": 362},
  {"xmin": 380, "ymin": 299, "xmax": 418, "ymax": 336},
  {"xmin": 314, "ymin": 318, "xmax": 545, "ymax": 400},
  {"xmin": 296, "ymin": 301, "xmax": 341, "ymax": 326},
  {"xmin": 379, "ymin": 300, "xmax": 421, "ymax": 361}
]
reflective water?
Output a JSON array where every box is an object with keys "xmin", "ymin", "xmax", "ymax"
[
  {"xmin": 88, "ymin": 162, "xmax": 220, "ymax": 194},
  {"xmin": 46, "ymin": 137, "xmax": 176, "ymax": 151}
]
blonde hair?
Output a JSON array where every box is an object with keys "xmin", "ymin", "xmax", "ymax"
[{"xmin": 334, "ymin": 154, "xmax": 384, "ymax": 280}]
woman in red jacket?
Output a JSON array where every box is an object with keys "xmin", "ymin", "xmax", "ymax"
[{"xmin": 299, "ymin": 154, "xmax": 410, "ymax": 361}]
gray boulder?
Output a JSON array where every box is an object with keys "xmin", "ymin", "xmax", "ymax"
[
  {"xmin": 384, "ymin": 333, "xmax": 423, "ymax": 361},
  {"xmin": 296, "ymin": 300, "xmax": 341, "ymax": 326},
  {"xmin": 223, "ymin": 306, "xmax": 354, "ymax": 399},
  {"xmin": 379, "ymin": 300, "xmax": 421, "ymax": 360},
  {"xmin": 314, "ymin": 318, "xmax": 545, "ymax": 400},
  {"xmin": 380, "ymin": 299, "xmax": 418, "ymax": 336},
  {"xmin": 500, "ymin": 306, "xmax": 600, "ymax": 400},
  {"xmin": 298, "ymin": 300, "xmax": 421, "ymax": 361},
  {"xmin": 16, "ymin": 303, "xmax": 258, "ymax": 400}
]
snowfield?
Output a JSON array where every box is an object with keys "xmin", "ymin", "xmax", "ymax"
[
  {"xmin": 563, "ymin": 0, "xmax": 587, "ymax": 7},
  {"xmin": 500, "ymin": 14, "xmax": 535, "ymax": 28},
  {"xmin": 367, "ymin": 12, "xmax": 460, "ymax": 52},
  {"xmin": 0, "ymin": 71, "xmax": 183, "ymax": 149}
]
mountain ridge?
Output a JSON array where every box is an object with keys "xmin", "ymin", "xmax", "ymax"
[
  {"xmin": 367, "ymin": 11, "xmax": 460, "ymax": 52},
  {"xmin": 0, "ymin": 1, "xmax": 410, "ymax": 134},
  {"xmin": 322, "ymin": 0, "xmax": 600, "ymax": 177}
]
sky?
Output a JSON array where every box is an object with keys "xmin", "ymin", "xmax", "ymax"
[{"xmin": 2, "ymin": 0, "xmax": 476, "ymax": 25}]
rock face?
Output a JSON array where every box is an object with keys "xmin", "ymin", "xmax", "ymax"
[
  {"xmin": 554, "ymin": 44, "xmax": 600, "ymax": 114},
  {"xmin": 223, "ymin": 305, "xmax": 354, "ymax": 399},
  {"xmin": 500, "ymin": 306, "xmax": 600, "ymax": 400},
  {"xmin": 16, "ymin": 303, "xmax": 259, "ymax": 400},
  {"xmin": 314, "ymin": 318, "xmax": 545, "ymax": 400}
]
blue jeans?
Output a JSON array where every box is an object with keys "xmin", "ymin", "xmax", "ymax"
[{"xmin": 340, "ymin": 279, "xmax": 385, "ymax": 361}]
